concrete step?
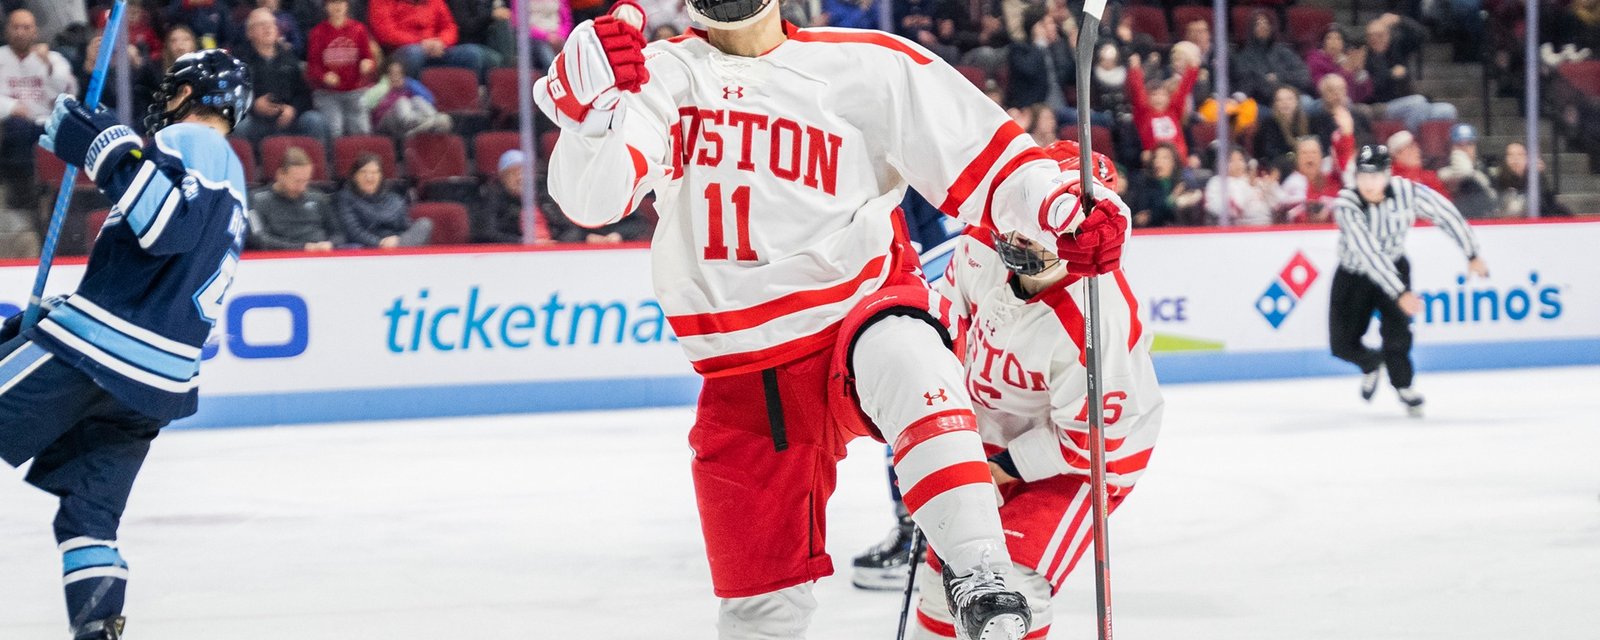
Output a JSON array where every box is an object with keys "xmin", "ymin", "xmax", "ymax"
[
  {"xmin": 1556, "ymin": 192, "xmax": 1600, "ymax": 214},
  {"xmin": 1452, "ymin": 97, "xmax": 1523, "ymax": 120}
]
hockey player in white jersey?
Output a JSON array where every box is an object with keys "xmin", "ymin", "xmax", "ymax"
[
  {"xmin": 912, "ymin": 140, "xmax": 1164, "ymax": 639},
  {"xmin": 535, "ymin": 2, "xmax": 1130, "ymax": 638}
]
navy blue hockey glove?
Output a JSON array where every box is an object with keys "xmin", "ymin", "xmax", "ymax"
[
  {"xmin": 39, "ymin": 95, "xmax": 143, "ymax": 183},
  {"xmin": 0, "ymin": 296, "xmax": 66, "ymax": 342}
]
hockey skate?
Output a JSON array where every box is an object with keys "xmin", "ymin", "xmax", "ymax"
[
  {"xmin": 1360, "ymin": 365, "xmax": 1385, "ymax": 402},
  {"xmin": 73, "ymin": 616, "xmax": 124, "ymax": 640},
  {"xmin": 942, "ymin": 563, "xmax": 1031, "ymax": 640},
  {"xmin": 1397, "ymin": 387, "xmax": 1425, "ymax": 417},
  {"xmin": 852, "ymin": 516, "xmax": 918, "ymax": 590}
]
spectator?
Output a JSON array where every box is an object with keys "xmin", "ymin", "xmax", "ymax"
[
  {"xmin": 1232, "ymin": 10, "xmax": 1312, "ymax": 102},
  {"xmin": 1107, "ymin": 5, "xmax": 1156, "ymax": 62},
  {"xmin": 472, "ymin": 149, "xmax": 547, "ymax": 243},
  {"xmin": 362, "ymin": 56, "xmax": 452, "ymax": 136},
  {"xmin": 1304, "ymin": 27, "xmax": 1373, "ymax": 109},
  {"xmin": 1004, "ymin": 8, "xmax": 1071, "ymax": 113},
  {"xmin": 1027, "ymin": 104, "xmax": 1058, "ymax": 146},
  {"xmin": 1183, "ymin": 20, "xmax": 1261, "ymax": 141},
  {"xmin": 255, "ymin": 0, "xmax": 307, "ymax": 57},
  {"xmin": 636, "ymin": 0, "xmax": 691, "ymax": 37},
  {"xmin": 236, "ymin": 8, "xmax": 332, "ymax": 145},
  {"xmin": 651, "ymin": 24, "xmax": 679, "ymax": 43},
  {"xmin": 248, "ymin": 147, "xmax": 346, "ymax": 251},
  {"xmin": 543, "ymin": 186, "xmax": 653, "ymax": 243},
  {"xmin": 524, "ymin": 0, "xmax": 573, "ymax": 70},
  {"xmin": 1279, "ymin": 136, "xmax": 1343, "ymax": 223},
  {"xmin": 1127, "ymin": 52, "xmax": 1198, "ymax": 163},
  {"xmin": 1127, "ymin": 143, "xmax": 1200, "ymax": 227},
  {"xmin": 1437, "ymin": 124, "xmax": 1499, "ymax": 218},
  {"xmin": 1552, "ymin": 0, "xmax": 1600, "ymax": 53},
  {"xmin": 308, "ymin": 0, "xmax": 379, "ymax": 138},
  {"xmin": 0, "ymin": 8, "xmax": 75, "ymax": 198},
  {"xmin": 956, "ymin": 14, "xmax": 1012, "ymax": 77},
  {"xmin": 336, "ymin": 153, "xmax": 433, "ymax": 247},
  {"xmin": 1180, "ymin": 19, "xmax": 1218, "ymax": 106},
  {"xmin": 1310, "ymin": 73, "xmax": 1373, "ymax": 161},
  {"xmin": 1492, "ymin": 141, "xmax": 1572, "ymax": 217},
  {"xmin": 820, "ymin": 0, "xmax": 877, "ymax": 29},
  {"xmin": 1254, "ymin": 85, "xmax": 1311, "ymax": 164},
  {"xmin": 163, "ymin": 0, "xmax": 232, "ymax": 50},
  {"xmin": 369, "ymin": 0, "xmax": 488, "ymax": 78},
  {"xmin": 133, "ymin": 25, "xmax": 197, "ymax": 133},
  {"xmin": 1386, "ymin": 130, "xmax": 1448, "ymax": 193},
  {"xmin": 1363, "ymin": 15, "xmax": 1457, "ymax": 129},
  {"xmin": 1205, "ymin": 147, "xmax": 1280, "ymax": 226},
  {"xmin": 76, "ymin": 19, "xmax": 150, "ymax": 127}
]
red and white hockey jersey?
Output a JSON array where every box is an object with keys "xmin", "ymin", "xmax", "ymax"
[
  {"xmin": 547, "ymin": 24, "xmax": 1091, "ymax": 377},
  {"xmin": 937, "ymin": 229, "xmax": 1163, "ymax": 493}
]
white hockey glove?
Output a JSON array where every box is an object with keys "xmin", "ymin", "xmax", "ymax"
[{"xmin": 533, "ymin": 1, "xmax": 649, "ymax": 137}]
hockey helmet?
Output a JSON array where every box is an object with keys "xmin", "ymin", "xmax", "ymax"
[
  {"xmin": 1043, "ymin": 139, "xmax": 1120, "ymax": 191},
  {"xmin": 1355, "ymin": 144, "xmax": 1392, "ymax": 173},
  {"xmin": 686, "ymin": 0, "xmax": 777, "ymax": 29},
  {"xmin": 147, "ymin": 49, "xmax": 252, "ymax": 134},
  {"xmin": 994, "ymin": 231, "xmax": 1060, "ymax": 278}
]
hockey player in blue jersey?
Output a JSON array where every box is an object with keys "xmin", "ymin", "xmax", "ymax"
[{"xmin": 0, "ymin": 49, "xmax": 251, "ymax": 640}]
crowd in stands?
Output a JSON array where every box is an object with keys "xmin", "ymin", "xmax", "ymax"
[{"xmin": 0, "ymin": 0, "xmax": 1593, "ymax": 258}]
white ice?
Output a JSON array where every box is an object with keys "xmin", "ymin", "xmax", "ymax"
[{"xmin": 3, "ymin": 367, "xmax": 1599, "ymax": 640}]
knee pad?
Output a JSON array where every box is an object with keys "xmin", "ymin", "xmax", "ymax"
[
  {"xmin": 717, "ymin": 583, "xmax": 817, "ymax": 640},
  {"xmin": 827, "ymin": 285, "xmax": 957, "ymax": 441}
]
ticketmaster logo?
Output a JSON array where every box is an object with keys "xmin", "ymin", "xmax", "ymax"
[
  {"xmin": 383, "ymin": 287, "xmax": 674, "ymax": 353},
  {"xmin": 1255, "ymin": 251, "xmax": 1320, "ymax": 329}
]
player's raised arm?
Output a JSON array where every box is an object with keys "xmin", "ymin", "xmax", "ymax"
[
  {"xmin": 881, "ymin": 46, "xmax": 1128, "ymax": 276},
  {"xmin": 535, "ymin": 2, "xmax": 672, "ymax": 228}
]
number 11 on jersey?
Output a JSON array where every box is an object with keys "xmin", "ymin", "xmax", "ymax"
[{"xmin": 703, "ymin": 183, "xmax": 758, "ymax": 262}]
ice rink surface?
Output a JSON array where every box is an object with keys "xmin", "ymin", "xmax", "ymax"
[{"xmin": 3, "ymin": 366, "xmax": 1599, "ymax": 639}]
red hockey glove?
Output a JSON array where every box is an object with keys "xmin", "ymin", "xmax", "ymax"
[
  {"xmin": 594, "ymin": 2, "xmax": 649, "ymax": 91},
  {"xmin": 1056, "ymin": 197, "xmax": 1128, "ymax": 277}
]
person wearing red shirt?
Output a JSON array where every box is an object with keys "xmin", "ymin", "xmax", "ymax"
[
  {"xmin": 1280, "ymin": 136, "xmax": 1344, "ymax": 223},
  {"xmin": 1386, "ymin": 130, "xmax": 1448, "ymax": 194},
  {"xmin": 1126, "ymin": 52, "xmax": 1198, "ymax": 164},
  {"xmin": 307, "ymin": 0, "xmax": 379, "ymax": 137},
  {"xmin": 368, "ymin": 0, "xmax": 487, "ymax": 78}
]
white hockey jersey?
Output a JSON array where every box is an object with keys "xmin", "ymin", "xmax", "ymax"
[
  {"xmin": 547, "ymin": 24, "xmax": 1094, "ymax": 377},
  {"xmin": 0, "ymin": 45, "xmax": 78, "ymax": 124},
  {"xmin": 937, "ymin": 229, "xmax": 1163, "ymax": 493}
]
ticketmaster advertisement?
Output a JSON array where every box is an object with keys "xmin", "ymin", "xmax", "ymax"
[{"xmin": 0, "ymin": 221, "xmax": 1593, "ymax": 428}]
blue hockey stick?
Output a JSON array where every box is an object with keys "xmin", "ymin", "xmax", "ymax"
[{"xmin": 21, "ymin": 0, "xmax": 128, "ymax": 329}]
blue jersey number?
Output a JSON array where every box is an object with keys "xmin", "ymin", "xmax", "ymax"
[{"xmin": 195, "ymin": 206, "xmax": 246, "ymax": 323}]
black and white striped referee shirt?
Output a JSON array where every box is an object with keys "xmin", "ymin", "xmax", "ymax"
[{"xmin": 1332, "ymin": 176, "xmax": 1480, "ymax": 298}]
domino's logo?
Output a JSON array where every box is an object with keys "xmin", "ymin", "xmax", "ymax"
[{"xmin": 1255, "ymin": 251, "xmax": 1319, "ymax": 329}]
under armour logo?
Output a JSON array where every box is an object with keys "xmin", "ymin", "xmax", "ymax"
[
  {"xmin": 723, "ymin": 85, "xmax": 745, "ymax": 100},
  {"xmin": 924, "ymin": 388, "xmax": 949, "ymax": 405}
]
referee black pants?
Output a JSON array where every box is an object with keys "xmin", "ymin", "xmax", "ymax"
[{"xmin": 1328, "ymin": 258, "xmax": 1415, "ymax": 389}]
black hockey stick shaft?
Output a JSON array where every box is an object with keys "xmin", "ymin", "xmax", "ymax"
[
  {"xmin": 1075, "ymin": 1, "xmax": 1113, "ymax": 639},
  {"xmin": 896, "ymin": 527, "xmax": 924, "ymax": 640}
]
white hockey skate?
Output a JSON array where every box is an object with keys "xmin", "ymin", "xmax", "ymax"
[
  {"xmin": 1360, "ymin": 365, "xmax": 1385, "ymax": 402},
  {"xmin": 942, "ymin": 563, "xmax": 1031, "ymax": 640},
  {"xmin": 1397, "ymin": 387, "xmax": 1425, "ymax": 417}
]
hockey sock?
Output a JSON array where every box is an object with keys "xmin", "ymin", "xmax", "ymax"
[
  {"xmin": 851, "ymin": 316, "xmax": 1009, "ymax": 576},
  {"xmin": 59, "ymin": 538, "xmax": 128, "ymax": 631}
]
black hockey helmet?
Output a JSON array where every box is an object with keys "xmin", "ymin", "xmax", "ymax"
[
  {"xmin": 686, "ymin": 0, "xmax": 777, "ymax": 28},
  {"xmin": 147, "ymin": 49, "xmax": 252, "ymax": 134},
  {"xmin": 1355, "ymin": 144, "xmax": 1392, "ymax": 173}
]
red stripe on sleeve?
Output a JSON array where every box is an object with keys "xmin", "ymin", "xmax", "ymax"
[
  {"xmin": 1042, "ymin": 287, "xmax": 1088, "ymax": 367},
  {"xmin": 1112, "ymin": 269, "xmax": 1142, "ymax": 352},
  {"xmin": 789, "ymin": 30, "xmax": 933, "ymax": 64},
  {"xmin": 937, "ymin": 121, "xmax": 1026, "ymax": 218},
  {"xmin": 902, "ymin": 461, "xmax": 992, "ymax": 514},
  {"xmin": 979, "ymin": 146, "xmax": 1053, "ymax": 232}
]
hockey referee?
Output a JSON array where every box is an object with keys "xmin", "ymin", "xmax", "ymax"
[{"xmin": 1330, "ymin": 145, "xmax": 1488, "ymax": 416}]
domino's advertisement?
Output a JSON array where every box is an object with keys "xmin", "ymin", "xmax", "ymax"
[{"xmin": 0, "ymin": 220, "xmax": 1594, "ymax": 428}]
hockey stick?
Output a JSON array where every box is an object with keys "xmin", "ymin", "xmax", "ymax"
[
  {"xmin": 895, "ymin": 527, "xmax": 924, "ymax": 640},
  {"xmin": 1074, "ymin": 1, "xmax": 1113, "ymax": 639},
  {"xmin": 21, "ymin": 0, "xmax": 127, "ymax": 329}
]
